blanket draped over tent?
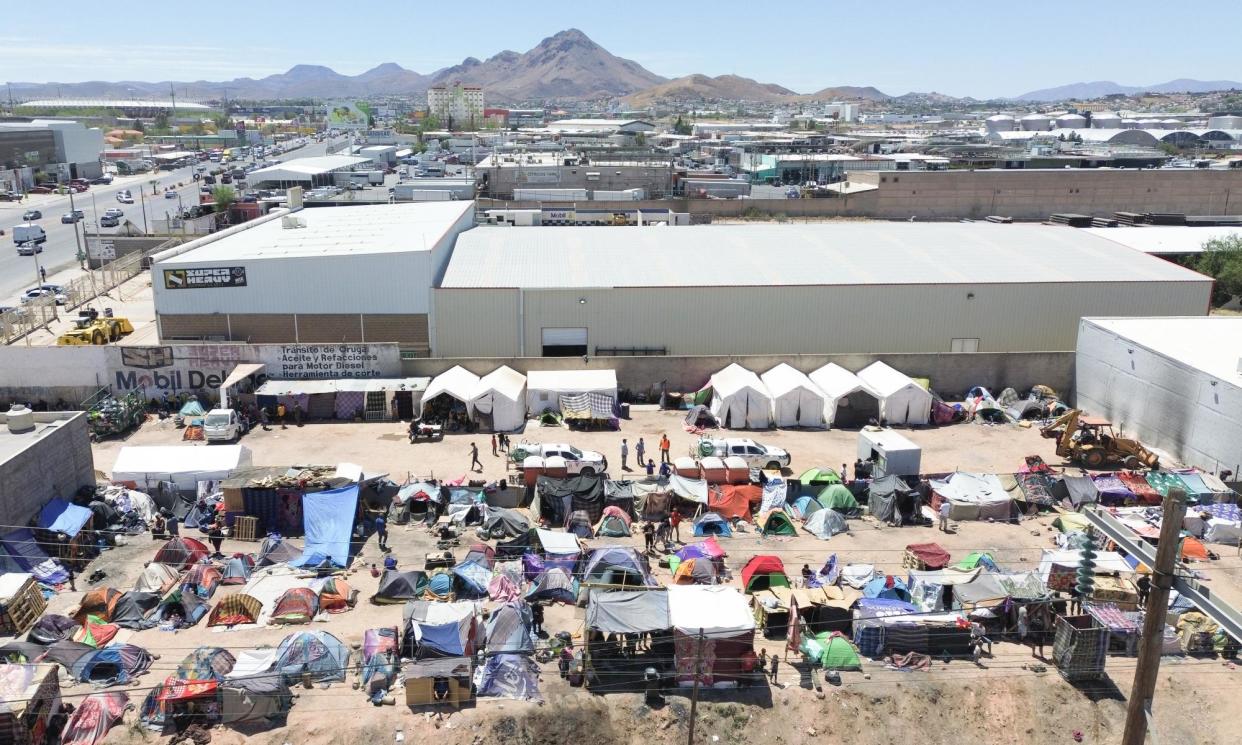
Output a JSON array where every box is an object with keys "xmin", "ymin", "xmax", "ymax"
[{"xmin": 292, "ymin": 484, "xmax": 358, "ymax": 568}]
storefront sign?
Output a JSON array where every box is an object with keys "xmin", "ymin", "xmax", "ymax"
[{"xmin": 163, "ymin": 266, "xmax": 247, "ymax": 289}]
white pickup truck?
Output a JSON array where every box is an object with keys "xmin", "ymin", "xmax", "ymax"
[
  {"xmin": 203, "ymin": 408, "xmax": 245, "ymax": 443},
  {"xmin": 693, "ymin": 438, "xmax": 791, "ymax": 471},
  {"xmin": 512, "ymin": 442, "xmax": 608, "ymax": 475}
]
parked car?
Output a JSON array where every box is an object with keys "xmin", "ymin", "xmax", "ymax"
[
  {"xmin": 61, "ymin": 210, "xmax": 84, "ymax": 223},
  {"xmin": 27, "ymin": 186, "xmax": 53, "ymax": 194},
  {"xmin": 89, "ymin": 174, "xmax": 114, "ymax": 185},
  {"xmin": 16, "ymin": 241, "xmax": 43, "ymax": 256},
  {"xmin": 0, "ymin": 191, "xmax": 19, "ymax": 201},
  {"xmin": 20, "ymin": 288, "xmax": 67, "ymax": 305},
  {"xmin": 204, "ymin": 408, "xmax": 245, "ymax": 442},
  {"xmin": 22, "ymin": 210, "xmax": 41, "ymax": 220},
  {"xmin": 693, "ymin": 437, "xmax": 791, "ymax": 470},
  {"xmin": 512, "ymin": 442, "xmax": 608, "ymax": 475}
]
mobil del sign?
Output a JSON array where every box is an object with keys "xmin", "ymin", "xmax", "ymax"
[{"xmin": 164, "ymin": 266, "xmax": 247, "ymax": 289}]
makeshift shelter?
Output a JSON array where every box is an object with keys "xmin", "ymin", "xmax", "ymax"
[
  {"xmin": 0, "ymin": 529, "xmax": 68, "ymax": 585},
  {"xmin": 1053, "ymin": 476, "xmax": 1100, "ymax": 508},
  {"xmin": 274, "ymin": 630, "xmax": 349, "ymax": 684},
  {"xmin": 271, "ymin": 588, "xmax": 320, "ymax": 624},
  {"xmin": 706, "ymin": 363, "xmax": 772, "ymax": 429},
  {"xmin": 481, "ymin": 508, "xmax": 532, "ymax": 540},
  {"xmin": 667, "ymin": 586, "xmax": 756, "ymax": 685},
  {"xmin": 866, "ymin": 475, "xmax": 917, "ymax": 525},
  {"xmin": 255, "ymin": 536, "xmax": 302, "ymax": 567},
  {"xmin": 133, "ymin": 563, "xmax": 180, "ymax": 595},
  {"xmin": 566, "ymin": 509, "xmax": 594, "ymax": 539},
  {"xmin": 404, "ymin": 657, "xmax": 475, "ymax": 707},
  {"xmin": 153, "ymin": 537, "xmax": 210, "ymax": 569},
  {"xmin": 526, "ymin": 369, "xmax": 618, "ymax": 416},
  {"xmin": 357, "ymin": 627, "xmax": 399, "ymax": 701},
  {"xmin": 61, "ymin": 691, "xmax": 129, "ymax": 745},
  {"xmin": 478, "ymin": 654, "xmax": 541, "ymax": 702},
  {"xmin": 469, "ymin": 366, "xmax": 527, "ymax": 432},
  {"xmin": 676, "ymin": 537, "xmax": 726, "ymax": 562},
  {"xmin": 372, "ymin": 570, "xmax": 428, "ymax": 604},
  {"xmin": 804, "ymin": 508, "xmax": 848, "ymax": 539},
  {"xmin": 152, "ymin": 589, "xmax": 208, "ymax": 629},
  {"xmin": 761, "ymin": 363, "xmax": 827, "ymax": 428},
  {"xmin": 207, "ymin": 593, "xmax": 262, "ymax": 627},
  {"xmin": 525, "ymin": 568, "xmax": 578, "ymax": 604},
  {"xmin": 693, "ymin": 512, "xmax": 733, "ymax": 537},
  {"xmin": 801, "ymin": 631, "xmax": 862, "ymax": 671},
  {"xmin": 809, "ymin": 363, "xmax": 881, "ymax": 429},
  {"xmin": 863, "ymin": 575, "xmax": 911, "ymax": 602},
  {"xmin": 37, "ymin": 498, "xmax": 93, "ymax": 540},
  {"xmin": 0, "ymin": 664, "xmax": 61, "ymax": 745},
  {"xmin": 219, "ymin": 674, "xmax": 293, "ymax": 725},
  {"xmin": 220, "ymin": 556, "xmax": 253, "ymax": 585},
  {"xmin": 402, "ymin": 601, "xmax": 478, "ymax": 659},
  {"xmin": 583, "ymin": 589, "xmax": 673, "ymax": 690},
  {"xmin": 741, "ymin": 555, "xmax": 789, "ymax": 593},
  {"xmin": 595, "ymin": 506, "xmax": 633, "ymax": 536},
  {"xmin": 74, "ymin": 617, "xmax": 119, "ymax": 648},
  {"xmin": 560, "ymin": 391, "xmax": 619, "ymax": 425},
  {"xmin": 905, "ymin": 542, "xmax": 951, "ymax": 570},
  {"xmin": 75, "ymin": 587, "xmax": 123, "ymax": 625},
  {"xmin": 581, "ymin": 547, "xmax": 656, "ymax": 588},
  {"xmin": 110, "ymin": 592, "xmax": 161, "ymax": 630},
  {"xmin": 27, "ymin": 614, "xmax": 78, "ymax": 645},
  {"xmin": 111, "ymin": 445, "xmax": 253, "ymax": 492},
  {"xmin": 1092, "ymin": 474, "xmax": 1137, "ymax": 506},
  {"xmin": 452, "ymin": 560, "xmax": 493, "ymax": 599},
  {"xmin": 931, "ymin": 473, "xmax": 1013, "ymax": 522},
  {"xmin": 818, "ymin": 483, "xmax": 859, "ymax": 514},
  {"xmin": 182, "ymin": 564, "xmax": 222, "ymax": 598},
  {"xmin": 708, "ymin": 484, "xmax": 758, "ymax": 521},
  {"xmin": 420, "ymin": 365, "xmax": 481, "ymax": 423},
  {"xmin": 757, "ymin": 509, "xmax": 797, "ymax": 536},
  {"xmin": 673, "ymin": 557, "xmax": 720, "ymax": 584},
  {"xmin": 71, "ymin": 644, "xmax": 153, "ymax": 686},
  {"xmin": 484, "ymin": 602, "xmax": 534, "ymax": 655},
  {"xmin": 291, "ymin": 484, "xmax": 358, "ymax": 568},
  {"xmin": 856, "ymin": 362, "xmax": 932, "ymax": 426}
]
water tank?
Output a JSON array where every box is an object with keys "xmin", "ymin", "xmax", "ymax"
[
  {"xmin": 1055, "ymin": 114, "xmax": 1087, "ymax": 129},
  {"xmin": 1020, "ymin": 113, "xmax": 1051, "ymax": 131},
  {"xmin": 1208, "ymin": 115, "xmax": 1242, "ymax": 129},
  {"xmin": 1092, "ymin": 112, "xmax": 1121, "ymax": 128},
  {"xmin": 985, "ymin": 114, "xmax": 1015, "ymax": 132},
  {"xmin": 6, "ymin": 404, "xmax": 34, "ymax": 434}
]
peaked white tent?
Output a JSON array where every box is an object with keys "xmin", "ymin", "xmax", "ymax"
[
  {"xmin": 856, "ymin": 361, "xmax": 932, "ymax": 426},
  {"xmin": 526, "ymin": 369, "xmax": 617, "ymax": 415},
  {"xmin": 420, "ymin": 366, "xmax": 481, "ymax": 419},
  {"xmin": 469, "ymin": 366, "xmax": 527, "ymax": 433},
  {"xmin": 809, "ymin": 363, "xmax": 881, "ymax": 429},
  {"xmin": 706, "ymin": 363, "xmax": 772, "ymax": 429},
  {"xmin": 760, "ymin": 363, "xmax": 826, "ymax": 428},
  {"xmin": 111, "ymin": 445, "xmax": 253, "ymax": 491}
]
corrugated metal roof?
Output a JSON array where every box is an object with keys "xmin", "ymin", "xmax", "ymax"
[
  {"xmin": 247, "ymin": 155, "xmax": 371, "ymax": 180},
  {"xmin": 439, "ymin": 222, "xmax": 1209, "ymax": 289}
]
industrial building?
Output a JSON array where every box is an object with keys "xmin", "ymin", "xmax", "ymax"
[
  {"xmin": 477, "ymin": 152, "xmax": 673, "ymax": 199},
  {"xmin": 150, "ymin": 201, "xmax": 475, "ymax": 352},
  {"xmin": 245, "ymin": 155, "xmax": 372, "ymax": 189},
  {"xmin": 1076, "ymin": 317, "xmax": 1242, "ymax": 475},
  {"xmin": 433, "ymin": 222, "xmax": 1211, "ymax": 358},
  {"xmin": 0, "ymin": 409, "xmax": 95, "ymax": 529},
  {"xmin": 0, "ymin": 118, "xmax": 105, "ymax": 188}
]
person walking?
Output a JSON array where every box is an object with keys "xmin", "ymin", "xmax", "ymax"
[
  {"xmin": 531, "ymin": 603, "xmax": 545, "ymax": 636},
  {"xmin": 620, "ymin": 439, "xmax": 630, "ymax": 471},
  {"xmin": 491, "ymin": 434, "xmax": 498, "ymax": 457},
  {"xmin": 635, "ymin": 438, "xmax": 646, "ymax": 467},
  {"xmin": 769, "ymin": 653, "xmax": 780, "ymax": 685},
  {"xmin": 40, "ymin": 266, "xmax": 46, "ymax": 283},
  {"xmin": 259, "ymin": 407, "xmax": 270, "ymax": 431},
  {"xmin": 669, "ymin": 507, "xmax": 682, "ymax": 542},
  {"xmin": 375, "ymin": 514, "xmax": 388, "ymax": 552},
  {"xmin": 938, "ymin": 500, "xmax": 952, "ymax": 532},
  {"xmin": 208, "ymin": 513, "xmax": 226, "ymax": 559},
  {"xmin": 277, "ymin": 402, "xmax": 287, "ymax": 429},
  {"xmin": 469, "ymin": 442, "xmax": 483, "ymax": 472},
  {"xmin": 659, "ymin": 434, "xmax": 671, "ymax": 464}
]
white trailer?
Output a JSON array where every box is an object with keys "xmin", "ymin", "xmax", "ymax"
[
  {"xmin": 513, "ymin": 188, "xmax": 589, "ymax": 202},
  {"xmin": 858, "ymin": 429, "xmax": 922, "ymax": 478}
]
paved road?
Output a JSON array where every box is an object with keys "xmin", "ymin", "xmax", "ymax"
[{"xmin": 0, "ymin": 138, "xmax": 336, "ymax": 305}]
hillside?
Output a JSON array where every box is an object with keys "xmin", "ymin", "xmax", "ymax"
[
  {"xmin": 625, "ymin": 74, "xmax": 798, "ymax": 105},
  {"xmin": 1018, "ymin": 78, "xmax": 1242, "ymax": 101}
]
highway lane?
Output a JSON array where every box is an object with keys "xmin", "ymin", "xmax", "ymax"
[{"xmin": 0, "ymin": 138, "xmax": 336, "ymax": 304}]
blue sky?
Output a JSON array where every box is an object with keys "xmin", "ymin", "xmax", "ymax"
[{"xmin": 3, "ymin": 1, "xmax": 1238, "ymax": 98}]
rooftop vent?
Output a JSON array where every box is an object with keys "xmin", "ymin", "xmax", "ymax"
[{"xmin": 281, "ymin": 215, "xmax": 307, "ymax": 230}]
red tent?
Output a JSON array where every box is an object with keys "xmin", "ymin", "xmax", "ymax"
[
  {"xmin": 905, "ymin": 542, "xmax": 951, "ymax": 569},
  {"xmin": 710, "ymin": 485, "xmax": 759, "ymax": 521},
  {"xmin": 271, "ymin": 588, "xmax": 319, "ymax": 624},
  {"xmin": 153, "ymin": 537, "xmax": 210, "ymax": 569},
  {"xmin": 741, "ymin": 555, "xmax": 788, "ymax": 592},
  {"xmin": 61, "ymin": 692, "xmax": 129, "ymax": 745}
]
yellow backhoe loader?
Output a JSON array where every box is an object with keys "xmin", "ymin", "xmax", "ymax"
[
  {"xmin": 1039, "ymin": 409, "xmax": 1159, "ymax": 470},
  {"xmin": 56, "ymin": 308, "xmax": 134, "ymax": 345}
]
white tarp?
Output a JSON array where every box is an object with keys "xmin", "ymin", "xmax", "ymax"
[
  {"xmin": 707, "ymin": 363, "xmax": 771, "ymax": 429},
  {"xmin": 111, "ymin": 445, "xmax": 253, "ymax": 491},
  {"xmin": 1037, "ymin": 549, "xmax": 1133, "ymax": 583},
  {"xmin": 420, "ymin": 366, "xmax": 481, "ymax": 419},
  {"xmin": 536, "ymin": 529, "xmax": 582, "ymax": 556},
  {"xmin": 809, "ymin": 363, "xmax": 879, "ymax": 428},
  {"xmin": 760, "ymin": 363, "xmax": 826, "ymax": 428},
  {"xmin": 470, "ymin": 366, "xmax": 527, "ymax": 433},
  {"xmin": 667, "ymin": 585, "xmax": 756, "ymax": 636},
  {"xmin": 931, "ymin": 472, "xmax": 1011, "ymax": 521},
  {"xmin": 856, "ymin": 361, "xmax": 932, "ymax": 426},
  {"xmin": 666, "ymin": 474, "xmax": 709, "ymax": 504},
  {"xmin": 526, "ymin": 369, "xmax": 617, "ymax": 415},
  {"xmin": 225, "ymin": 649, "xmax": 279, "ymax": 679},
  {"xmin": 241, "ymin": 566, "xmax": 314, "ymax": 627}
]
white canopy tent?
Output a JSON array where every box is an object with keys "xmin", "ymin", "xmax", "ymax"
[
  {"xmin": 419, "ymin": 365, "xmax": 481, "ymax": 420},
  {"xmin": 760, "ymin": 363, "xmax": 826, "ymax": 428},
  {"xmin": 856, "ymin": 361, "xmax": 932, "ymax": 426},
  {"xmin": 809, "ymin": 363, "xmax": 881, "ymax": 428},
  {"xmin": 469, "ymin": 366, "xmax": 527, "ymax": 433},
  {"xmin": 525, "ymin": 369, "xmax": 617, "ymax": 415},
  {"xmin": 706, "ymin": 363, "xmax": 772, "ymax": 429},
  {"xmin": 111, "ymin": 445, "xmax": 253, "ymax": 491}
]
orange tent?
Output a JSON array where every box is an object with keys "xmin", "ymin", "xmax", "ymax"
[
  {"xmin": 319, "ymin": 578, "xmax": 354, "ymax": 614},
  {"xmin": 709, "ymin": 484, "xmax": 759, "ymax": 521},
  {"xmin": 1181, "ymin": 536, "xmax": 1209, "ymax": 562},
  {"xmin": 74, "ymin": 588, "xmax": 122, "ymax": 624}
]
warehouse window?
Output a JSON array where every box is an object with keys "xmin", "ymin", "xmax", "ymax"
[{"xmin": 950, "ymin": 338, "xmax": 980, "ymax": 354}]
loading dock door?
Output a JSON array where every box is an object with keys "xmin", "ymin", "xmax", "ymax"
[{"xmin": 542, "ymin": 327, "xmax": 588, "ymax": 357}]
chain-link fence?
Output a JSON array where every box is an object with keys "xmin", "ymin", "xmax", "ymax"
[{"xmin": 0, "ymin": 238, "xmax": 180, "ymax": 345}]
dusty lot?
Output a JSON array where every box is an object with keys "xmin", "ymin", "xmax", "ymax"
[{"xmin": 42, "ymin": 411, "xmax": 1242, "ymax": 744}]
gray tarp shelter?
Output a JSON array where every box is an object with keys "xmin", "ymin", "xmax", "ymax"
[
  {"xmin": 1053, "ymin": 476, "xmax": 1099, "ymax": 507},
  {"xmin": 868, "ymin": 474, "xmax": 919, "ymax": 524},
  {"xmin": 585, "ymin": 589, "xmax": 671, "ymax": 633}
]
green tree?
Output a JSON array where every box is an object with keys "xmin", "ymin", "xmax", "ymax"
[
  {"xmin": 1191, "ymin": 234, "xmax": 1242, "ymax": 306},
  {"xmin": 211, "ymin": 185, "xmax": 237, "ymax": 212},
  {"xmin": 672, "ymin": 115, "xmax": 692, "ymax": 135},
  {"xmin": 153, "ymin": 110, "xmax": 170, "ymax": 131},
  {"xmin": 133, "ymin": 118, "xmax": 145, "ymax": 133}
]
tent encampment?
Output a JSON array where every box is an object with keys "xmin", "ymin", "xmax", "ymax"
[
  {"xmin": 470, "ymin": 366, "xmax": 527, "ymax": 433},
  {"xmin": 693, "ymin": 512, "xmax": 733, "ymax": 537},
  {"xmin": 111, "ymin": 445, "xmax": 253, "ymax": 491},
  {"xmin": 808, "ymin": 363, "xmax": 880, "ymax": 429},
  {"xmin": 804, "ymin": 509, "xmax": 848, "ymax": 539},
  {"xmin": 760, "ymin": 363, "xmax": 826, "ymax": 428},
  {"xmin": 706, "ymin": 363, "xmax": 772, "ymax": 429},
  {"xmin": 273, "ymin": 630, "xmax": 349, "ymax": 684},
  {"xmin": 419, "ymin": 365, "xmax": 481, "ymax": 422},
  {"xmin": 856, "ymin": 362, "xmax": 932, "ymax": 426},
  {"xmin": 526, "ymin": 370, "xmax": 617, "ymax": 416},
  {"xmin": 756, "ymin": 510, "xmax": 797, "ymax": 536},
  {"xmin": 740, "ymin": 555, "xmax": 788, "ymax": 593}
]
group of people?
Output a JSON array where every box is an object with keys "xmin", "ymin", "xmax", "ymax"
[
  {"xmin": 640, "ymin": 508, "xmax": 683, "ymax": 554},
  {"xmin": 619, "ymin": 434, "xmax": 674, "ymax": 472}
]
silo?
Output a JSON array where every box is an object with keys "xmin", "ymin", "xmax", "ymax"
[
  {"xmin": 985, "ymin": 114, "xmax": 1016, "ymax": 132},
  {"xmin": 1092, "ymin": 112, "xmax": 1122, "ymax": 129},
  {"xmin": 1208, "ymin": 115, "xmax": 1242, "ymax": 129},
  {"xmin": 1020, "ymin": 113, "xmax": 1051, "ymax": 131},
  {"xmin": 1055, "ymin": 113, "xmax": 1088, "ymax": 129}
]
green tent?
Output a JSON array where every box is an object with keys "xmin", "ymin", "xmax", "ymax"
[
  {"xmin": 955, "ymin": 551, "xmax": 996, "ymax": 570},
  {"xmin": 758, "ymin": 510, "xmax": 798, "ymax": 536},
  {"xmin": 799, "ymin": 467, "xmax": 841, "ymax": 486},
  {"xmin": 801, "ymin": 632, "xmax": 861, "ymax": 671},
  {"xmin": 817, "ymin": 484, "xmax": 859, "ymax": 513}
]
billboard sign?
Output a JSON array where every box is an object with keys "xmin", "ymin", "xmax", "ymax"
[{"xmin": 163, "ymin": 266, "xmax": 247, "ymax": 289}]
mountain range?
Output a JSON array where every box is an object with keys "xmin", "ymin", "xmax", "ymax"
[{"xmin": 1017, "ymin": 78, "xmax": 1242, "ymax": 101}]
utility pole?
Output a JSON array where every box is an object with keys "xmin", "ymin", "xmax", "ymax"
[
  {"xmin": 1121, "ymin": 487, "xmax": 1189, "ymax": 745},
  {"xmin": 686, "ymin": 630, "xmax": 704, "ymax": 745}
]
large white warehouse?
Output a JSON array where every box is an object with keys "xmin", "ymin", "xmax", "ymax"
[
  {"xmin": 1076, "ymin": 317, "xmax": 1242, "ymax": 475},
  {"xmin": 433, "ymin": 222, "xmax": 1211, "ymax": 358}
]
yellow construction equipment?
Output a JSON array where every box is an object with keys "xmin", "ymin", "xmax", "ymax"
[
  {"xmin": 1040, "ymin": 409, "xmax": 1159, "ymax": 470},
  {"xmin": 56, "ymin": 308, "xmax": 134, "ymax": 346}
]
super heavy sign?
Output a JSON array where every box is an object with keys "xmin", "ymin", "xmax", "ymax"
[{"xmin": 163, "ymin": 266, "xmax": 247, "ymax": 289}]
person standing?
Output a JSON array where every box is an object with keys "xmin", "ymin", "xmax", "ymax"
[
  {"xmin": 642, "ymin": 521, "xmax": 655, "ymax": 554},
  {"xmin": 669, "ymin": 507, "xmax": 682, "ymax": 542},
  {"xmin": 277, "ymin": 402, "xmax": 287, "ymax": 429},
  {"xmin": 635, "ymin": 438, "xmax": 646, "ymax": 467},
  {"xmin": 659, "ymin": 434, "xmax": 671, "ymax": 464},
  {"xmin": 293, "ymin": 402, "xmax": 303, "ymax": 427},
  {"xmin": 531, "ymin": 602, "xmax": 545, "ymax": 636},
  {"xmin": 375, "ymin": 514, "xmax": 388, "ymax": 552},
  {"xmin": 620, "ymin": 439, "xmax": 629, "ymax": 471},
  {"xmin": 645, "ymin": 459, "xmax": 655, "ymax": 477},
  {"xmin": 491, "ymin": 434, "xmax": 498, "ymax": 457},
  {"xmin": 470, "ymin": 442, "xmax": 483, "ymax": 472},
  {"xmin": 769, "ymin": 653, "xmax": 780, "ymax": 685},
  {"xmin": 938, "ymin": 500, "xmax": 951, "ymax": 532},
  {"xmin": 1136, "ymin": 574, "xmax": 1151, "ymax": 608},
  {"xmin": 259, "ymin": 407, "xmax": 270, "ymax": 431},
  {"xmin": 208, "ymin": 514, "xmax": 225, "ymax": 559},
  {"xmin": 40, "ymin": 266, "xmax": 46, "ymax": 283}
]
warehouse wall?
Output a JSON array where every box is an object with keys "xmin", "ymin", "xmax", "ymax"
[
  {"xmin": 434, "ymin": 280, "xmax": 1210, "ymax": 358},
  {"xmin": 0, "ymin": 412, "xmax": 95, "ymax": 528},
  {"xmin": 1075, "ymin": 320, "xmax": 1242, "ymax": 473},
  {"xmin": 158, "ymin": 313, "xmax": 429, "ymax": 347}
]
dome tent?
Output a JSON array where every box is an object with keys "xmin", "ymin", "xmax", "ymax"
[
  {"xmin": 273, "ymin": 630, "xmax": 349, "ymax": 684},
  {"xmin": 596, "ymin": 506, "xmax": 632, "ymax": 537},
  {"xmin": 818, "ymin": 484, "xmax": 859, "ymax": 515},
  {"xmin": 804, "ymin": 509, "xmax": 848, "ymax": 540},
  {"xmin": 693, "ymin": 512, "xmax": 733, "ymax": 537},
  {"xmin": 756, "ymin": 509, "xmax": 797, "ymax": 536}
]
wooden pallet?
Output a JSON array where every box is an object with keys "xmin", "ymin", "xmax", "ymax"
[
  {"xmin": 232, "ymin": 515, "xmax": 259, "ymax": 542},
  {"xmin": 902, "ymin": 550, "xmax": 931, "ymax": 571},
  {"xmin": 0, "ymin": 576, "xmax": 47, "ymax": 635}
]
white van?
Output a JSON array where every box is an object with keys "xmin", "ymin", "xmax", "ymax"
[
  {"xmin": 203, "ymin": 408, "xmax": 244, "ymax": 442},
  {"xmin": 12, "ymin": 223, "xmax": 47, "ymax": 246}
]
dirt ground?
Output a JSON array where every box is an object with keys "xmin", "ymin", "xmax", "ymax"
[{"xmin": 47, "ymin": 410, "xmax": 1242, "ymax": 744}]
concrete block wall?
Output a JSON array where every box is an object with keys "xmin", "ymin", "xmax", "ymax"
[{"xmin": 0, "ymin": 412, "xmax": 96, "ymax": 528}]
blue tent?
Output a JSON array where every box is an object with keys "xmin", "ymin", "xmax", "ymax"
[
  {"xmin": 70, "ymin": 644, "xmax": 154, "ymax": 686},
  {"xmin": 274, "ymin": 630, "xmax": 349, "ymax": 684},
  {"xmin": 789, "ymin": 495, "xmax": 823, "ymax": 520},
  {"xmin": 38, "ymin": 498, "xmax": 93, "ymax": 537},
  {"xmin": 863, "ymin": 575, "xmax": 911, "ymax": 602},
  {"xmin": 291, "ymin": 484, "xmax": 358, "ymax": 568},
  {"xmin": 452, "ymin": 560, "xmax": 492, "ymax": 598},
  {"xmin": 403, "ymin": 601, "xmax": 477, "ymax": 659},
  {"xmin": 692, "ymin": 512, "xmax": 732, "ymax": 537}
]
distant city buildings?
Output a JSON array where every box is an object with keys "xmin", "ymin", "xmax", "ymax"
[{"xmin": 427, "ymin": 83, "xmax": 484, "ymax": 130}]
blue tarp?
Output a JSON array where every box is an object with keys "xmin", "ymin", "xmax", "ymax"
[
  {"xmin": 452, "ymin": 560, "xmax": 492, "ymax": 598},
  {"xmin": 862, "ymin": 576, "xmax": 911, "ymax": 601},
  {"xmin": 38, "ymin": 498, "xmax": 93, "ymax": 538},
  {"xmin": 291, "ymin": 485, "xmax": 358, "ymax": 568},
  {"xmin": 0, "ymin": 528, "xmax": 69, "ymax": 584}
]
